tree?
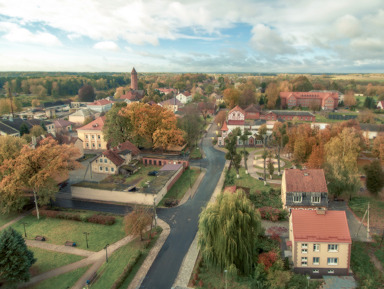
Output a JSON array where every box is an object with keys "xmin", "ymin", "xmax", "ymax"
[
  {"xmin": 267, "ymin": 151, "xmax": 274, "ymax": 179},
  {"xmin": 198, "ymin": 190, "xmax": 261, "ymax": 275},
  {"xmin": 0, "ymin": 136, "xmax": 26, "ymax": 165},
  {"xmin": 344, "ymin": 90, "xmax": 357, "ymax": 107},
  {"xmin": 325, "ymin": 127, "xmax": 361, "ymax": 199},
  {"xmin": 358, "ymin": 110, "xmax": 375, "ymax": 124},
  {"xmin": 214, "ymin": 110, "xmax": 227, "ymax": 127},
  {"xmin": 291, "ymin": 76, "xmax": 313, "ymax": 92},
  {"xmin": 239, "ymin": 129, "xmax": 251, "ymax": 174},
  {"xmin": 30, "ymin": 125, "xmax": 45, "ymax": 137},
  {"xmin": 306, "ymin": 144, "xmax": 325, "ymax": 169},
  {"xmin": 0, "ymin": 138, "xmax": 80, "ymax": 216},
  {"xmin": 262, "ymin": 150, "xmax": 268, "ymax": 185},
  {"xmin": 124, "ymin": 206, "xmax": 153, "ymax": 241},
  {"xmin": 0, "ymin": 98, "xmax": 22, "ymax": 115},
  {"xmin": 272, "ymin": 122, "xmax": 287, "ymax": 175},
  {"xmin": 223, "ymin": 88, "xmax": 240, "ymax": 109},
  {"xmin": 0, "ymin": 227, "xmax": 36, "ymax": 288},
  {"xmin": 102, "ymin": 102, "xmax": 134, "ymax": 147},
  {"xmin": 31, "ymin": 99, "xmax": 40, "ymax": 108},
  {"xmin": 265, "ymin": 82, "xmax": 279, "ymax": 109},
  {"xmin": 177, "ymin": 106, "xmax": 203, "ymax": 148},
  {"xmin": 225, "ymin": 129, "xmax": 242, "ymax": 178},
  {"xmin": 364, "ymin": 160, "xmax": 384, "ymax": 196},
  {"xmin": 78, "ymin": 84, "xmax": 95, "ymax": 102},
  {"xmin": 19, "ymin": 123, "xmax": 29, "ymax": 136},
  {"xmin": 372, "ymin": 134, "xmax": 384, "ymax": 161}
]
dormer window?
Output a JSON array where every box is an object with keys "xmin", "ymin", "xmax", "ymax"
[{"xmin": 293, "ymin": 193, "xmax": 302, "ymax": 203}]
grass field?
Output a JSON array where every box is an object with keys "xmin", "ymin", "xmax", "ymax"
[
  {"xmin": 92, "ymin": 228, "xmax": 162, "ymax": 289},
  {"xmin": 159, "ymin": 168, "xmax": 199, "ymax": 206},
  {"xmin": 29, "ymin": 265, "xmax": 90, "ymax": 289},
  {"xmin": 348, "ymin": 195, "xmax": 384, "ymax": 229},
  {"xmin": 190, "ymin": 147, "xmax": 202, "ymax": 159},
  {"xmin": 12, "ymin": 214, "xmax": 125, "ymax": 251},
  {"xmin": 30, "ymin": 247, "xmax": 84, "ymax": 275},
  {"xmin": 0, "ymin": 212, "xmax": 19, "ymax": 227}
]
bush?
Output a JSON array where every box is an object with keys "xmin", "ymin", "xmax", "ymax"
[
  {"xmin": 258, "ymin": 207, "xmax": 287, "ymax": 221},
  {"xmin": 87, "ymin": 214, "xmax": 115, "ymax": 225}
]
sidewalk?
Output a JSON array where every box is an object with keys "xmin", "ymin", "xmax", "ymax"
[
  {"xmin": 0, "ymin": 211, "xmax": 30, "ymax": 232},
  {"xmin": 25, "ymin": 240, "xmax": 93, "ymax": 257}
]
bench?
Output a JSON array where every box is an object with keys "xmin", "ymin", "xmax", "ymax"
[
  {"xmin": 86, "ymin": 272, "xmax": 97, "ymax": 285},
  {"xmin": 35, "ymin": 236, "xmax": 46, "ymax": 241},
  {"xmin": 65, "ymin": 241, "xmax": 76, "ymax": 247}
]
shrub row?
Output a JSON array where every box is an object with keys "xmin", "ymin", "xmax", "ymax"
[
  {"xmin": 110, "ymin": 250, "xmax": 142, "ymax": 289},
  {"xmin": 32, "ymin": 209, "xmax": 115, "ymax": 225},
  {"xmin": 258, "ymin": 207, "xmax": 288, "ymax": 222}
]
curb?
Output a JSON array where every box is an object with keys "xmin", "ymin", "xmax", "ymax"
[
  {"xmin": 128, "ymin": 219, "xmax": 171, "ymax": 289},
  {"xmin": 178, "ymin": 167, "xmax": 207, "ymax": 206}
]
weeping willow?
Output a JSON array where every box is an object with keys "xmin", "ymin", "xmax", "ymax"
[{"xmin": 198, "ymin": 190, "xmax": 261, "ymax": 275}]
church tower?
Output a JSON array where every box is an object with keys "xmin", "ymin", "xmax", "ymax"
[{"xmin": 131, "ymin": 67, "xmax": 138, "ymax": 90}]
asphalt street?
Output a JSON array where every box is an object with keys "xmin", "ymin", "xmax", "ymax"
[{"xmin": 53, "ymin": 123, "xmax": 226, "ymax": 288}]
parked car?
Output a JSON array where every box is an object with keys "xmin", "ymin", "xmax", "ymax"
[{"xmin": 148, "ymin": 171, "xmax": 158, "ymax": 176}]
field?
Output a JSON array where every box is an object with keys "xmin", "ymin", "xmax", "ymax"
[
  {"xmin": 348, "ymin": 194, "xmax": 384, "ymax": 229},
  {"xmin": 11, "ymin": 213, "xmax": 125, "ymax": 251}
]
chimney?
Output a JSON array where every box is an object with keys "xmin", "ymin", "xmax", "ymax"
[{"xmin": 316, "ymin": 208, "xmax": 326, "ymax": 215}]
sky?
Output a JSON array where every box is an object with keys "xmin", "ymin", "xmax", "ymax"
[{"xmin": 0, "ymin": 0, "xmax": 383, "ymax": 73}]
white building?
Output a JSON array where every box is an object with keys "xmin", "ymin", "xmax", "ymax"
[{"xmin": 176, "ymin": 92, "xmax": 192, "ymax": 104}]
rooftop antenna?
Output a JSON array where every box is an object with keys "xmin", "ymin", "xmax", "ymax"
[{"xmin": 8, "ymin": 87, "xmax": 14, "ymax": 119}]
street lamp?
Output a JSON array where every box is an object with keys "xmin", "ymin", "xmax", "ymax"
[
  {"xmin": 104, "ymin": 244, "xmax": 109, "ymax": 263},
  {"xmin": 153, "ymin": 197, "xmax": 157, "ymax": 227},
  {"xmin": 224, "ymin": 269, "xmax": 228, "ymax": 289},
  {"xmin": 307, "ymin": 276, "xmax": 310, "ymax": 288},
  {"xmin": 83, "ymin": 232, "xmax": 90, "ymax": 249},
  {"xmin": 22, "ymin": 222, "xmax": 27, "ymax": 238}
]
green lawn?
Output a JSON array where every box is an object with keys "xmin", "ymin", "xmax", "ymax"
[
  {"xmin": 11, "ymin": 214, "xmax": 125, "ymax": 251},
  {"xmin": 190, "ymin": 147, "xmax": 202, "ymax": 159},
  {"xmin": 0, "ymin": 212, "xmax": 19, "ymax": 227},
  {"xmin": 29, "ymin": 265, "xmax": 90, "ymax": 289},
  {"xmin": 159, "ymin": 168, "xmax": 199, "ymax": 206},
  {"xmin": 348, "ymin": 196, "xmax": 384, "ymax": 228},
  {"xmin": 30, "ymin": 247, "xmax": 84, "ymax": 275},
  {"xmin": 351, "ymin": 241, "xmax": 384, "ymax": 288},
  {"xmin": 232, "ymin": 168, "xmax": 273, "ymax": 193},
  {"xmin": 92, "ymin": 227, "xmax": 162, "ymax": 289}
]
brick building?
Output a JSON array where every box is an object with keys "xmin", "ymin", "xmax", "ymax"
[{"xmin": 280, "ymin": 91, "xmax": 339, "ymax": 110}]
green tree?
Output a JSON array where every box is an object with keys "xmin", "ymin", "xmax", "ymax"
[
  {"xmin": 364, "ymin": 160, "xmax": 384, "ymax": 196},
  {"xmin": 268, "ymin": 151, "xmax": 275, "ymax": 179},
  {"xmin": 198, "ymin": 190, "xmax": 261, "ymax": 275},
  {"xmin": 78, "ymin": 84, "xmax": 95, "ymax": 102},
  {"xmin": 19, "ymin": 123, "xmax": 29, "ymax": 136},
  {"xmin": 0, "ymin": 228, "xmax": 36, "ymax": 288},
  {"xmin": 239, "ymin": 129, "xmax": 251, "ymax": 174},
  {"xmin": 272, "ymin": 122, "xmax": 287, "ymax": 175},
  {"xmin": 225, "ymin": 128, "xmax": 242, "ymax": 178},
  {"xmin": 30, "ymin": 125, "xmax": 45, "ymax": 137},
  {"xmin": 177, "ymin": 105, "xmax": 203, "ymax": 148},
  {"xmin": 103, "ymin": 102, "xmax": 133, "ymax": 147},
  {"xmin": 262, "ymin": 150, "xmax": 268, "ymax": 185}
]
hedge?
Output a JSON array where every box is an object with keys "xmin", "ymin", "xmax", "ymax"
[
  {"xmin": 110, "ymin": 250, "xmax": 142, "ymax": 289},
  {"xmin": 32, "ymin": 209, "xmax": 115, "ymax": 225}
]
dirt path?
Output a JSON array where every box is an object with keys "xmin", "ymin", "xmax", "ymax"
[{"xmin": 369, "ymin": 252, "xmax": 384, "ymax": 274}]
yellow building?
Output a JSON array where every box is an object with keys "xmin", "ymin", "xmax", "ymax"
[
  {"xmin": 76, "ymin": 116, "xmax": 107, "ymax": 150},
  {"xmin": 289, "ymin": 210, "xmax": 352, "ymax": 278}
]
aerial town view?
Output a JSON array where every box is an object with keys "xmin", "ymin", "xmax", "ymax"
[{"xmin": 1, "ymin": 1, "xmax": 384, "ymax": 289}]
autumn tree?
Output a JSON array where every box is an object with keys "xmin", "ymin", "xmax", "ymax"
[
  {"xmin": 31, "ymin": 99, "xmax": 40, "ymax": 108},
  {"xmin": 325, "ymin": 127, "xmax": 361, "ymax": 199},
  {"xmin": 262, "ymin": 149, "xmax": 268, "ymax": 184},
  {"xmin": 0, "ymin": 138, "xmax": 80, "ymax": 216},
  {"xmin": 358, "ymin": 109, "xmax": 375, "ymax": 124},
  {"xmin": 372, "ymin": 134, "xmax": 384, "ymax": 161},
  {"xmin": 306, "ymin": 144, "xmax": 325, "ymax": 169},
  {"xmin": 272, "ymin": 122, "xmax": 287, "ymax": 175},
  {"xmin": 198, "ymin": 190, "xmax": 261, "ymax": 275},
  {"xmin": 266, "ymin": 82, "xmax": 279, "ymax": 109},
  {"xmin": 291, "ymin": 76, "xmax": 313, "ymax": 92},
  {"xmin": 223, "ymin": 88, "xmax": 240, "ymax": 109},
  {"xmin": 364, "ymin": 160, "xmax": 384, "ymax": 196},
  {"xmin": 239, "ymin": 129, "xmax": 251, "ymax": 174},
  {"xmin": 0, "ymin": 136, "xmax": 26, "ymax": 165},
  {"xmin": 30, "ymin": 125, "xmax": 45, "ymax": 137},
  {"xmin": 78, "ymin": 84, "xmax": 95, "ymax": 102},
  {"xmin": 0, "ymin": 98, "xmax": 22, "ymax": 114},
  {"xmin": 343, "ymin": 90, "xmax": 357, "ymax": 107},
  {"xmin": 0, "ymin": 228, "xmax": 36, "ymax": 288},
  {"xmin": 267, "ymin": 151, "xmax": 275, "ymax": 179},
  {"xmin": 124, "ymin": 206, "xmax": 153, "ymax": 241},
  {"xmin": 214, "ymin": 110, "xmax": 227, "ymax": 127}
]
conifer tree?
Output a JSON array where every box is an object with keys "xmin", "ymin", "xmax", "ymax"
[{"xmin": 0, "ymin": 228, "xmax": 36, "ymax": 288}]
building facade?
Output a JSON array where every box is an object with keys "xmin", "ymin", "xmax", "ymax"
[
  {"xmin": 76, "ymin": 116, "xmax": 107, "ymax": 150},
  {"xmin": 280, "ymin": 91, "xmax": 339, "ymax": 110},
  {"xmin": 131, "ymin": 67, "xmax": 138, "ymax": 90}
]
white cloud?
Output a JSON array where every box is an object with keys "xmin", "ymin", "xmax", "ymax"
[
  {"xmin": 0, "ymin": 22, "xmax": 61, "ymax": 46},
  {"xmin": 93, "ymin": 41, "xmax": 119, "ymax": 51},
  {"xmin": 335, "ymin": 15, "xmax": 361, "ymax": 38}
]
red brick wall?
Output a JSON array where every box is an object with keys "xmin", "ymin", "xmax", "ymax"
[
  {"xmin": 142, "ymin": 157, "xmax": 189, "ymax": 168},
  {"xmin": 166, "ymin": 167, "xmax": 185, "ymax": 191}
]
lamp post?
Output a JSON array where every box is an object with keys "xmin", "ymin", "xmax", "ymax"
[
  {"xmin": 224, "ymin": 269, "xmax": 228, "ymax": 289},
  {"xmin": 104, "ymin": 244, "xmax": 109, "ymax": 263},
  {"xmin": 83, "ymin": 232, "xmax": 90, "ymax": 249},
  {"xmin": 153, "ymin": 197, "xmax": 157, "ymax": 227},
  {"xmin": 22, "ymin": 222, "xmax": 27, "ymax": 238},
  {"xmin": 307, "ymin": 276, "xmax": 310, "ymax": 288}
]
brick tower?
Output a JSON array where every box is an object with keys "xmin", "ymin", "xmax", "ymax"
[{"xmin": 131, "ymin": 67, "xmax": 138, "ymax": 90}]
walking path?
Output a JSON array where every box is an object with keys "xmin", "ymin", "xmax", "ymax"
[
  {"xmin": 0, "ymin": 211, "xmax": 30, "ymax": 232},
  {"xmin": 25, "ymin": 240, "xmax": 93, "ymax": 257}
]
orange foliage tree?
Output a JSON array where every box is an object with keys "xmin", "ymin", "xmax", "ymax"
[
  {"xmin": 0, "ymin": 138, "xmax": 80, "ymax": 216},
  {"xmin": 119, "ymin": 102, "xmax": 184, "ymax": 150},
  {"xmin": 223, "ymin": 88, "xmax": 240, "ymax": 109}
]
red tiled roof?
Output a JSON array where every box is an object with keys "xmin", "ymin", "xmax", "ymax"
[
  {"xmin": 228, "ymin": 105, "xmax": 245, "ymax": 116},
  {"xmin": 102, "ymin": 150, "xmax": 125, "ymax": 166},
  {"xmin": 88, "ymin": 99, "xmax": 113, "ymax": 106},
  {"xmin": 280, "ymin": 91, "xmax": 339, "ymax": 100},
  {"xmin": 159, "ymin": 98, "xmax": 182, "ymax": 106},
  {"xmin": 112, "ymin": 140, "xmax": 140, "ymax": 156},
  {"xmin": 284, "ymin": 169, "xmax": 328, "ymax": 193},
  {"xmin": 221, "ymin": 121, "xmax": 228, "ymax": 131},
  {"xmin": 228, "ymin": 120, "xmax": 245, "ymax": 126},
  {"xmin": 244, "ymin": 104, "xmax": 261, "ymax": 113},
  {"xmin": 53, "ymin": 119, "xmax": 74, "ymax": 128},
  {"xmin": 77, "ymin": 116, "xmax": 106, "ymax": 131},
  {"xmin": 291, "ymin": 210, "xmax": 351, "ymax": 243}
]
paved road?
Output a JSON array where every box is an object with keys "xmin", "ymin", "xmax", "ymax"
[
  {"xmin": 54, "ymin": 123, "xmax": 226, "ymax": 288},
  {"xmin": 139, "ymin": 123, "xmax": 225, "ymax": 289}
]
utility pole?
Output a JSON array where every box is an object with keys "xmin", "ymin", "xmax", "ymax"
[
  {"xmin": 367, "ymin": 202, "xmax": 370, "ymax": 239},
  {"xmin": 153, "ymin": 197, "xmax": 157, "ymax": 227},
  {"xmin": 83, "ymin": 232, "xmax": 90, "ymax": 248},
  {"xmin": 104, "ymin": 244, "xmax": 109, "ymax": 263}
]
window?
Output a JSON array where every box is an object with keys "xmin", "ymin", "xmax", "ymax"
[
  {"xmin": 313, "ymin": 244, "xmax": 320, "ymax": 252},
  {"xmin": 313, "ymin": 257, "xmax": 320, "ymax": 265},
  {"xmin": 293, "ymin": 194, "xmax": 302, "ymax": 203},
  {"xmin": 92, "ymin": 135, "xmax": 94, "ymax": 139},
  {"xmin": 98, "ymin": 144, "xmax": 101, "ymax": 148},
  {"xmin": 95, "ymin": 160, "xmax": 98, "ymax": 163},
  {"xmin": 301, "ymin": 243, "xmax": 308, "ymax": 248},
  {"xmin": 104, "ymin": 159, "xmax": 107, "ymax": 163},
  {"xmin": 328, "ymin": 244, "xmax": 338, "ymax": 252},
  {"xmin": 327, "ymin": 270, "xmax": 334, "ymax": 274},
  {"xmin": 301, "ymin": 257, "xmax": 307, "ymax": 266},
  {"xmin": 92, "ymin": 143, "xmax": 95, "ymax": 147},
  {"xmin": 98, "ymin": 135, "xmax": 101, "ymax": 139},
  {"xmin": 327, "ymin": 258, "xmax": 338, "ymax": 265},
  {"xmin": 86, "ymin": 135, "xmax": 88, "ymax": 139},
  {"xmin": 86, "ymin": 143, "xmax": 89, "ymax": 147},
  {"xmin": 313, "ymin": 270, "xmax": 319, "ymax": 274},
  {"xmin": 312, "ymin": 196, "xmax": 321, "ymax": 203},
  {"xmin": 99, "ymin": 166, "xmax": 102, "ymax": 171},
  {"xmin": 111, "ymin": 168, "xmax": 114, "ymax": 172},
  {"xmin": 105, "ymin": 167, "xmax": 108, "ymax": 172},
  {"xmin": 302, "ymin": 249, "xmax": 308, "ymax": 254}
]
